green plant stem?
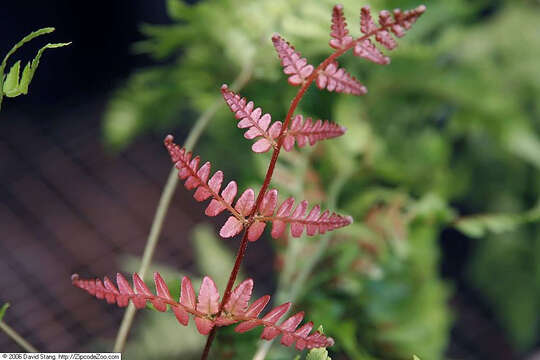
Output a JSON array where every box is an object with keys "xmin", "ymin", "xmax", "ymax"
[
  {"xmin": 252, "ymin": 169, "xmax": 351, "ymax": 360},
  {"xmin": 0, "ymin": 321, "xmax": 38, "ymax": 353},
  {"xmin": 112, "ymin": 63, "xmax": 253, "ymax": 353}
]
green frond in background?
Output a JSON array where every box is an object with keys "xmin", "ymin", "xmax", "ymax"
[
  {"xmin": 0, "ymin": 303, "xmax": 9, "ymax": 322},
  {"xmin": 0, "ymin": 27, "xmax": 70, "ymax": 110},
  {"xmin": 102, "ymin": 0, "xmax": 540, "ymax": 357}
]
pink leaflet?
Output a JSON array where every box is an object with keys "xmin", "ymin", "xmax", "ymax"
[
  {"xmin": 280, "ymin": 312, "xmax": 304, "ymax": 332},
  {"xmin": 329, "ymin": 4, "xmax": 353, "ymax": 50},
  {"xmin": 262, "ymin": 302, "xmax": 291, "ymax": 324},
  {"xmin": 244, "ymin": 295, "xmax": 271, "ymax": 318},
  {"xmin": 259, "ymin": 189, "xmax": 278, "ymax": 216},
  {"xmin": 224, "ymin": 279, "xmax": 253, "ymax": 315},
  {"xmin": 316, "ymin": 61, "xmax": 367, "ymax": 95},
  {"xmin": 247, "ymin": 221, "xmax": 266, "ymax": 242},
  {"xmin": 221, "ymin": 86, "xmax": 279, "ymax": 153},
  {"xmin": 360, "ymin": 6, "xmax": 377, "ymax": 34},
  {"xmin": 154, "ymin": 272, "xmax": 172, "ymax": 301},
  {"xmin": 195, "ymin": 317, "xmax": 215, "ymax": 335},
  {"xmin": 133, "ymin": 273, "xmax": 152, "ymax": 296},
  {"xmin": 261, "ymin": 326, "xmax": 281, "ymax": 340},
  {"xmin": 280, "ymin": 312, "xmax": 305, "ymax": 346},
  {"xmin": 285, "ymin": 114, "xmax": 346, "ymax": 151},
  {"xmin": 353, "ymin": 39, "xmax": 390, "ymax": 65},
  {"xmin": 235, "ymin": 320, "xmax": 260, "ymax": 333},
  {"xmin": 220, "ymin": 216, "xmax": 244, "ymax": 238},
  {"xmin": 271, "ymin": 220, "xmax": 286, "ymax": 239},
  {"xmin": 234, "ymin": 188, "xmax": 255, "ymax": 216},
  {"xmin": 197, "ymin": 276, "xmax": 220, "ymax": 315},
  {"xmin": 172, "ymin": 306, "xmax": 190, "ymax": 326},
  {"xmin": 290, "ymin": 200, "xmax": 308, "ymax": 237},
  {"xmin": 205, "ymin": 180, "xmax": 237, "ymax": 216},
  {"xmin": 272, "ymin": 34, "xmax": 314, "ymax": 87},
  {"xmin": 305, "ymin": 205, "xmax": 321, "ymax": 236},
  {"xmin": 252, "ymin": 138, "xmax": 272, "ymax": 153},
  {"xmin": 180, "ymin": 276, "xmax": 196, "ymax": 310},
  {"xmin": 375, "ymin": 29, "xmax": 397, "ymax": 50}
]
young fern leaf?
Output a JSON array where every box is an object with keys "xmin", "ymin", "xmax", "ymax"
[
  {"xmin": 164, "ymin": 135, "xmax": 257, "ymax": 238},
  {"xmin": 221, "ymin": 84, "xmax": 281, "ymax": 153},
  {"xmin": 354, "ymin": 5, "xmax": 426, "ymax": 64},
  {"xmin": 2, "ymin": 42, "xmax": 70, "ymax": 98},
  {"xmin": 248, "ymin": 189, "xmax": 353, "ymax": 242},
  {"xmin": 353, "ymin": 39, "xmax": 390, "ymax": 65},
  {"xmin": 72, "ymin": 273, "xmax": 334, "ymax": 350},
  {"xmin": 315, "ymin": 61, "xmax": 367, "ymax": 96},
  {"xmin": 272, "ymin": 34, "xmax": 314, "ymax": 86},
  {"xmin": 221, "ymin": 86, "xmax": 346, "ymax": 153},
  {"xmin": 165, "ymin": 135, "xmax": 352, "ymax": 241},
  {"xmin": 329, "ymin": 4, "xmax": 353, "ymax": 50},
  {"xmin": 283, "ymin": 114, "xmax": 346, "ymax": 151},
  {"xmin": 0, "ymin": 27, "xmax": 70, "ymax": 110}
]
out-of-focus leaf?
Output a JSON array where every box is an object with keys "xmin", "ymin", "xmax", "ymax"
[
  {"xmin": 455, "ymin": 205, "xmax": 540, "ymax": 238},
  {"xmin": 0, "ymin": 303, "xmax": 9, "ymax": 322},
  {"xmin": 306, "ymin": 347, "xmax": 331, "ymax": 360},
  {"xmin": 192, "ymin": 224, "xmax": 237, "ymax": 290}
]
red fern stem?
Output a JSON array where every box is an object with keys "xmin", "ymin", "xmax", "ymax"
[
  {"xmin": 257, "ymin": 5, "xmax": 426, "ymax": 212},
  {"xmin": 206, "ymin": 5, "xmax": 425, "ymax": 357}
]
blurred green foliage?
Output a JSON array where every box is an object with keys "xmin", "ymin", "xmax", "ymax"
[
  {"xmin": 0, "ymin": 303, "xmax": 9, "ymax": 322},
  {"xmin": 104, "ymin": 0, "xmax": 540, "ymax": 357}
]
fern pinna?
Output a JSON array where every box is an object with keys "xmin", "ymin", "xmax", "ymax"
[
  {"xmin": 73, "ymin": 4, "xmax": 425, "ymax": 358},
  {"xmin": 72, "ymin": 273, "xmax": 333, "ymax": 349}
]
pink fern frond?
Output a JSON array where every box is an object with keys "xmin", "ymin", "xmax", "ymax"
[
  {"xmin": 283, "ymin": 114, "xmax": 346, "ymax": 151},
  {"xmin": 356, "ymin": 5, "xmax": 425, "ymax": 62},
  {"xmin": 272, "ymin": 34, "xmax": 314, "ymax": 86},
  {"xmin": 246, "ymin": 189, "xmax": 353, "ymax": 242},
  {"xmin": 360, "ymin": 6, "xmax": 377, "ymax": 35},
  {"xmin": 316, "ymin": 61, "xmax": 367, "ymax": 96},
  {"xmin": 329, "ymin": 4, "xmax": 353, "ymax": 50},
  {"xmin": 221, "ymin": 85, "xmax": 282, "ymax": 153},
  {"xmin": 72, "ymin": 274, "xmax": 334, "ymax": 349},
  {"xmin": 353, "ymin": 39, "xmax": 390, "ymax": 65},
  {"xmin": 164, "ymin": 135, "xmax": 253, "ymax": 238}
]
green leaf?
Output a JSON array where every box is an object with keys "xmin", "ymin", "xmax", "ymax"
[
  {"xmin": 306, "ymin": 347, "xmax": 331, "ymax": 360},
  {"xmin": 454, "ymin": 205, "xmax": 540, "ymax": 238},
  {"xmin": 0, "ymin": 27, "xmax": 70, "ymax": 109},
  {"xmin": 0, "ymin": 303, "xmax": 10, "ymax": 322},
  {"xmin": 3, "ymin": 60, "xmax": 21, "ymax": 96},
  {"xmin": 192, "ymin": 224, "xmax": 238, "ymax": 290},
  {"xmin": 2, "ymin": 27, "xmax": 55, "ymax": 65},
  {"xmin": 413, "ymin": 356, "xmax": 421, "ymax": 360},
  {"xmin": 3, "ymin": 41, "xmax": 71, "ymax": 98}
]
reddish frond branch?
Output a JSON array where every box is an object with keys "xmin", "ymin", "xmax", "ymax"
[
  {"xmin": 164, "ymin": 135, "xmax": 254, "ymax": 238},
  {"xmin": 316, "ymin": 61, "xmax": 367, "ymax": 96},
  {"xmin": 272, "ymin": 34, "xmax": 314, "ymax": 86},
  {"xmin": 283, "ymin": 114, "xmax": 346, "ymax": 151},
  {"xmin": 221, "ymin": 85, "xmax": 281, "ymax": 153},
  {"xmin": 246, "ymin": 189, "xmax": 353, "ymax": 242},
  {"xmin": 329, "ymin": 4, "xmax": 353, "ymax": 50},
  {"xmin": 72, "ymin": 274, "xmax": 334, "ymax": 350},
  {"xmin": 355, "ymin": 5, "xmax": 425, "ymax": 63},
  {"xmin": 353, "ymin": 39, "xmax": 390, "ymax": 65}
]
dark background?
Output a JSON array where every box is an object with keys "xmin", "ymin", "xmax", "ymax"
[
  {"xmin": 0, "ymin": 0, "xmax": 170, "ymax": 111},
  {"xmin": 0, "ymin": 1, "xmax": 536, "ymax": 359}
]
